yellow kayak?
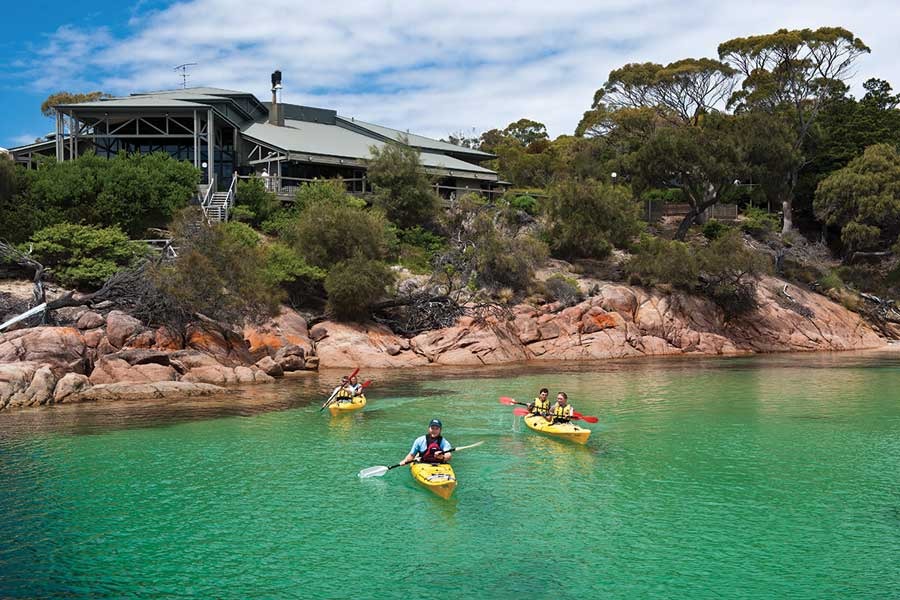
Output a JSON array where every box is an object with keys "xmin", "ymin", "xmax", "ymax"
[
  {"xmin": 410, "ymin": 462, "xmax": 457, "ymax": 499},
  {"xmin": 328, "ymin": 395, "xmax": 366, "ymax": 416},
  {"xmin": 524, "ymin": 414, "xmax": 591, "ymax": 445}
]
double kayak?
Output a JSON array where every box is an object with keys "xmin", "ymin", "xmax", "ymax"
[
  {"xmin": 410, "ymin": 462, "xmax": 457, "ymax": 499},
  {"xmin": 524, "ymin": 414, "xmax": 591, "ymax": 445},
  {"xmin": 328, "ymin": 395, "xmax": 367, "ymax": 416}
]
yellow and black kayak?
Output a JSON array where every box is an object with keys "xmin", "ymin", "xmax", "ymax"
[
  {"xmin": 410, "ymin": 462, "xmax": 457, "ymax": 499},
  {"xmin": 524, "ymin": 414, "xmax": 591, "ymax": 445},
  {"xmin": 328, "ymin": 395, "xmax": 366, "ymax": 416}
]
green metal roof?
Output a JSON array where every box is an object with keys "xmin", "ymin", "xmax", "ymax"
[
  {"xmin": 341, "ymin": 117, "xmax": 493, "ymax": 159},
  {"xmin": 242, "ymin": 119, "xmax": 496, "ymax": 178}
]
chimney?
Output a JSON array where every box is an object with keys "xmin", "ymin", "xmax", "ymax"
[{"xmin": 269, "ymin": 70, "xmax": 283, "ymax": 126}]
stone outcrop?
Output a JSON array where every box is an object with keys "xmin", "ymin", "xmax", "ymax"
[
  {"xmin": 0, "ymin": 276, "xmax": 888, "ymax": 412},
  {"xmin": 310, "ymin": 276, "xmax": 884, "ymax": 368}
]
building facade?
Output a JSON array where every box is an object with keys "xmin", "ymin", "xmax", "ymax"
[{"xmin": 8, "ymin": 84, "xmax": 503, "ymax": 201}]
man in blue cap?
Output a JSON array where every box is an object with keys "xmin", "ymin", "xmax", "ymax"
[{"xmin": 399, "ymin": 419, "xmax": 452, "ymax": 465}]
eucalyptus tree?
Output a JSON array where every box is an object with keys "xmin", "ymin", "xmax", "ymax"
[
  {"xmin": 718, "ymin": 27, "xmax": 870, "ymax": 233},
  {"xmin": 632, "ymin": 113, "xmax": 746, "ymax": 241},
  {"xmin": 579, "ymin": 58, "xmax": 736, "ymax": 130},
  {"xmin": 814, "ymin": 143, "xmax": 900, "ymax": 255}
]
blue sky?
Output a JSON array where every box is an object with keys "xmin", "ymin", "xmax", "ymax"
[{"xmin": 2, "ymin": 0, "xmax": 899, "ymax": 149}]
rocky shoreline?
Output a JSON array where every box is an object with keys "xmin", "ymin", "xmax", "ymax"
[{"xmin": 0, "ymin": 275, "xmax": 887, "ymax": 411}]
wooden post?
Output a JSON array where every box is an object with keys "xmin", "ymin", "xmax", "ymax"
[
  {"xmin": 193, "ymin": 110, "xmax": 200, "ymax": 169},
  {"xmin": 206, "ymin": 108, "xmax": 214, "ymax": 186},
  {"xmin": 55, "ymin": 110, "xmax": 64, "ymax": 161}
]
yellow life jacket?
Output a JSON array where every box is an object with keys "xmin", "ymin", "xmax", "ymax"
[
  {"xmin": 335, "ymin": 385, "xmax": 353, "ymax": 399},
  {"xmin": 531, "ymin": 396, "xmax": 550, "ymax": 413},
  {"xmin": 551, "ymin": 403, "xmax": 573, "ymax": 419}
]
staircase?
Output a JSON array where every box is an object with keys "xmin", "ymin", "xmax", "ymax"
[
  {"xmin": 199, "ymin": 173, "xmax": 237, "ymax": 223},
  {"xmin": 207, "ymin": 192, "xmax": 231, "ymax": 222}
]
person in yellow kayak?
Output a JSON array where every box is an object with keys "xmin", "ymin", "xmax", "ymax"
[
  {"xmin": 332, "ymin": 376, "xmax": 354, "ymax": 404},
  {"xmin": 549, "ymin": 392, "xmax": 574, "ymax": 424},
  {"xmin": 399, "ymin": 419, "xmax": 452, "ymax": 465},
  {"xmin": 527, "ymin": 388, "xmax": 551, "ymax": 417},
  {"xmin": 348, "ymin": 374, "xmax": 364, "ymax": 397}
]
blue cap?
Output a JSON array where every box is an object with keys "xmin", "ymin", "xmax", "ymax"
[{"xmin": 429, "ymin": 419, "xmax": 442, "ymax": 428}]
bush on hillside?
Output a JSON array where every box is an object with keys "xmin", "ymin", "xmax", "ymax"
[
  {"xmin": 25, "ymin": 223, "xmax": 147, "ymax": 290},
  {"xmin": 294, "ymin": 179, "xmax": 366, "ymax": 211},
  {"xmin": 625, "ymin": 230, "xmax": 769, "ymax": 318},
  {"xmin": 235, "ymin": 176, "xmax": 280, "ymax": 226},
  {"xmin": 739, "ymin": 206, "xmax": 779, "ymax": 238},
  {"xmin": 153, "ymin": 210, "xmax": 283, "ymax": 322},
  {"xmin": 0, "ymin": 158, "xmax": 41, "ymax": 243},
  {"xmin": 26, "ymin": 152, "xmax": 199, "ymax": 238},
  {"xmin": 391, "ymin": 225, "xmax": 447, "ymax": 273},
  {"xmin": 325, "ymin": 256, "xmax": 394, "ymax": 320},
  {"xmin": 262, "ymin": 242, "xmax": 327, "ymax": 304},
  {"xmin": 437, "ymin": 194, "xmax": 547, "ymax": 293},
  {"xmin": 625, "ymin": 235, "xmax": 699, "ymax": 288},
  {"xmin": 544, "ymin": 274, "xmax": 583, "ymax": 306},
  {"xmin": 281, "ymin": 200, "xmax": 391, "ymax": 269},
  {"xmin": 544, "ymin": 178, "xmax": 643, "ymax": 260},
  {"xmin": 367, "ymin": 142, "xmax": 440, "ymax": 229},
  {"xmin": 701, "ymin": 219, "xmax": 730, "ymax": 240}
]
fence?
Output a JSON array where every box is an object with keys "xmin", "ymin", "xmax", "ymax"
[{"xmin": 643, "ymin": 201, "xmax": 739, "ymax": 223}]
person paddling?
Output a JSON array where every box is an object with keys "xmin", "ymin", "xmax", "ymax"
[
  {"xmin": 527, "ymin": 388, "xmax": 551, "ymax": 417},
  {"xmin": 348, "ymin": 374, "xmax": 364, "ymax": 397},
  {"xmin": 549, "ymin": 392, "xmax": 574, "ymax": 424},
  {"xmin": 332, "ymin": 376, "xmax": 354, "ymax": 404},
  {"xmin": 399, "ymin": 419, "xmax": 452, "ymax": 465}
]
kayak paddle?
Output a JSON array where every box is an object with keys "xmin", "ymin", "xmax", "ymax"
[
  {"xmin": 499, "ymin": 396, "xmax": 527, "ymax": 407},
  {"xmin": 512, "ymin": 406, "xmax": 599, "ymax": 424},
  {"xmin": 357, "ymin": 441, "xmax": 484, "ymax": 478}
]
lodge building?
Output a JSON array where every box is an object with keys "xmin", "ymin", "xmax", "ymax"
[{"xmin": 8, "ymin": 73, "xmax": 503, "ymax": 211}]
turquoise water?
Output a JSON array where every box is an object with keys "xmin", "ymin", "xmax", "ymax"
[{"xmin": 1, "ymin": 353, "xmax": 899, "ymax": 599}]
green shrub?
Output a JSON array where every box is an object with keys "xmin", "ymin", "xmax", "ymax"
[
  {"xmin": 544, "ymin": 274, "xmax": 582, "ymax": 306},
  {"xmin": 294, "ymin": 179, "xmax": 365, "ymax": 211},
  {"xmin": 701, "ymin": 219, "xmax": 730, "ymax": 240},
  {"xmin": 391, "ymin": 225, "xmax": 446, "ymax": 273},
  {"xmin": 235, "ymin": 176, "xmax": 280, "ymax": 226},
  {"xmin": 436, "ymin": 193, "xmax": 547, "ymax": 293},
  {"xmin": 262, "ymin": 242, "xmax": 327, "ymax": 304},
  {"xmin": 739, "ymin": 207, "xmax": 779, "ymax": 238},
  {"xmin": 0, "ymin": 158, "xmax": 42, "ymax": 243},
  {"xmin": 840, "ymin": 221, "xmax": 881, "ymax": 252},
  {"xmin": 696, "ymin": 230, "xmax": 771, "ymax": 317},
  {"xmin": 507, "ymin": 194, "xmax": 538, "ymax": 215},
  {"xmin": 818, "ymin": 271, "xmax": 844, "ymax": 291},
  {"xmin": 367, "ymin": 142, "xmax": 439, "ymax": 228},
  {"xmin": 25, "ymin": 223, "xmax": 146, "ymax": 290},
  {"xmin": 625, "ymin": 234, "xmax": 699, "ymax": 288},
  {"xmin": 154, "ymin": 211, "xmax": 283, "ymax": 322},
  {"xmin": 26, "ymin": 152, "xmax": 199, "ymax": 237},
  {"xmin": 282, "ymin": 201, "xmax": 391, "ymax": 269},
  {"xmin": 260, "ymin": 207, "xmax": 299, "ymax": 236},
  {"xmin": 325, "ymin": 257, "xmax": 394, "ymax": 320},
  {"xmin": 544, "ymin": 178, "xmax": 643, "ymax": 259}
]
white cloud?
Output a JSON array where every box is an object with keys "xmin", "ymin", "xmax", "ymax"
[
  {"xmin": 12, "ymin": 0, "xmax": 900, "ymax": 139},
  {"xmin": 9, "ymin": 134, "xmax": 41, "ymax": 147}
]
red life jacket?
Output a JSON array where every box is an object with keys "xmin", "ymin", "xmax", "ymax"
[{"xmin": 420, "ymin": 435, "xmax": 445, "ymax": 463}]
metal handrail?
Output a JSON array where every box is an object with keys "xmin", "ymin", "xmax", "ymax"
[{"xmin": 200, "ymin": 175, "xmax": 216, "ymax": 224}]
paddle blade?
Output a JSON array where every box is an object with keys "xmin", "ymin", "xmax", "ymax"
[
  {"xmin": 499, "ymin": 396, "xmax": 517, "ymax": 405},
  {"xmin": 361, "ymin": 379, "xmax": 372, "ymax": 389},
  {"xmin": 358, "ymin": 465, "xmax": 389, "ymax": 478},
  {"xmin": 513, "ymin": 407, "xmax": 530, "ymax": 416}
]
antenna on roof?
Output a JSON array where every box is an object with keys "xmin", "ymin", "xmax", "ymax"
[{"xmin": 174, "ymin": 63, "xmax": 198, "ymax": 89}]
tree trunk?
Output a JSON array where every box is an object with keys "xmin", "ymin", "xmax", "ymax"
[
  {"xmin": 781, "ymin": 198, "xmax": 793, "ymax": 234},
  {"xmin": 674, "ymin": 209, "xmax": 699, "ymax": 241}
]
